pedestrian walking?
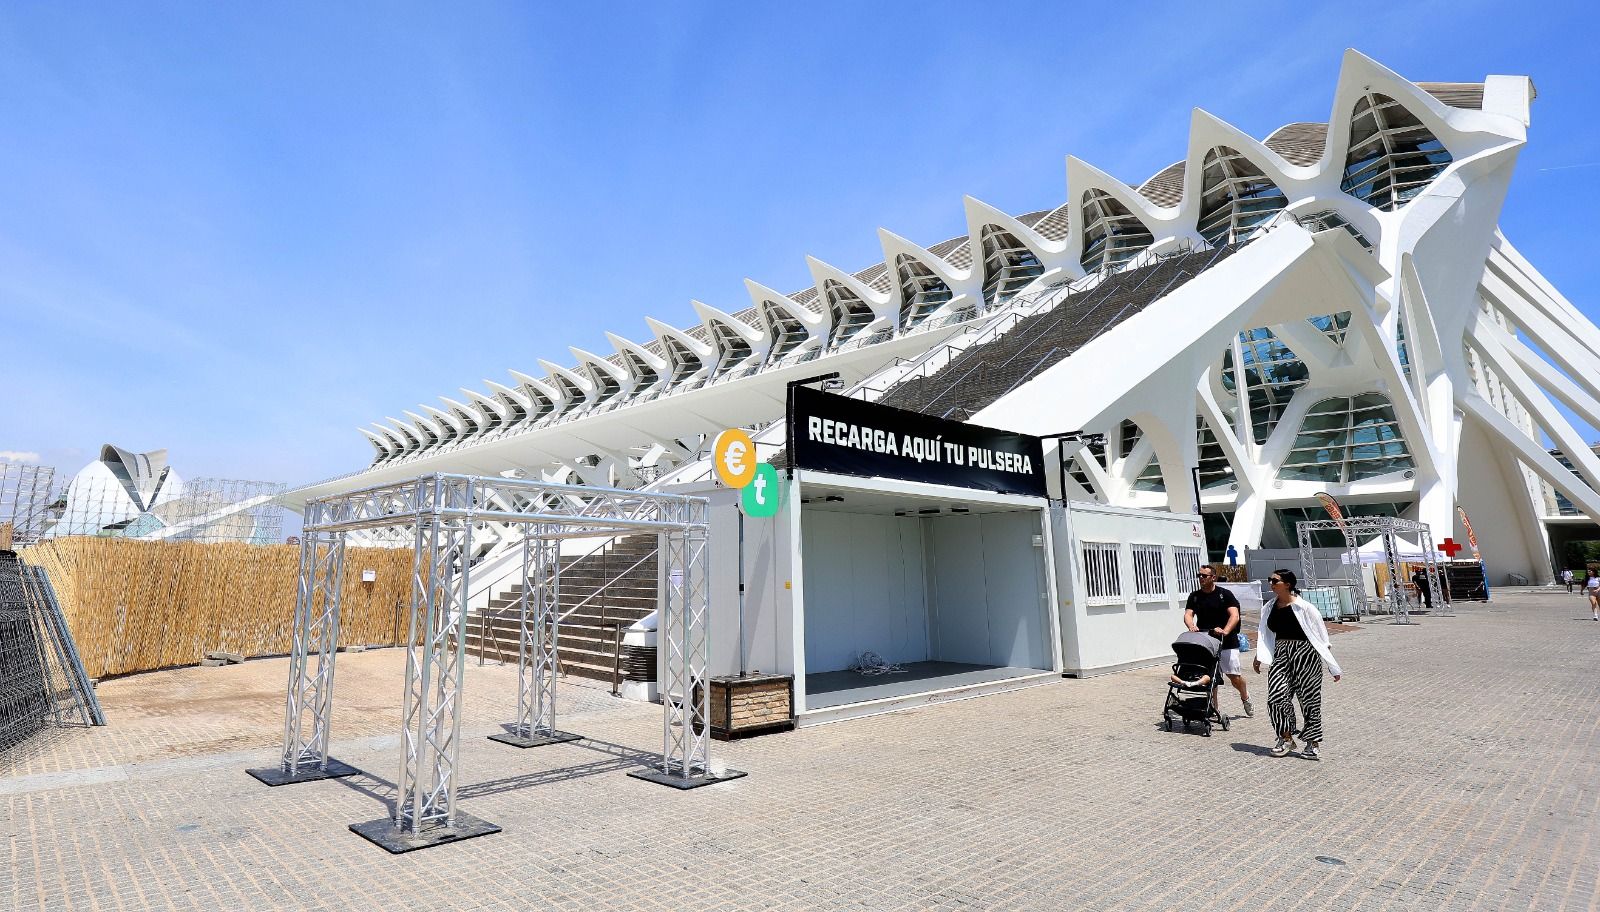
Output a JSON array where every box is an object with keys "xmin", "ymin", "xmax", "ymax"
[
  {"xmin": 1184, "ymin": 566, "xmax": 1252, "ymax": 716},
  {"xmin": 1585, "ymin": 570, "xmax": 1599, "ymax": 621},
  {"xmin": 1253, "ymin": 569, "xmax": 1342, "ymax": 759},
  {"xmin": 1562, "ymin": 567, "xmax": 1574, "ymax": 593}
]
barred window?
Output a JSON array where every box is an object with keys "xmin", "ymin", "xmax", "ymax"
[
  {"xmin": 1131, "ymin": 544, "xmax": 1168, "ymax": 599},
  {"xmin": 1174, "ymin": 546, "xmax": 1205, "ymax": 588},
  {"xmin": 1082, "ymin": 542, "xmax": 1124, "ymax": 605}
]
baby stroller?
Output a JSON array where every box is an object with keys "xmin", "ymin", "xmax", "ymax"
[{"xmin": 1162, "ymin": 631, "xmax": 1230, "ymax": 736}]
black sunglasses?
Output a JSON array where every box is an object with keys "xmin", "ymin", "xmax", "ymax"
[
  {"xmin": 1268, "ymin": 577, "xmax": 1284, "ymax": 584},
  {"xmin": 1196, "ymin": 572, "xmax": 1213, "ymax": 577}
]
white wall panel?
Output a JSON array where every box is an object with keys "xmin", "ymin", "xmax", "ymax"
[{"xmin": 800, "ymin": 511, "xmax": 928, "ymax": 673}]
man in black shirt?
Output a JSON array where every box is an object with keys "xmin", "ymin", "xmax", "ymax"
[{"xmin": 1184, "ymin": 567, "xmax": 1253, "ymax": 716}]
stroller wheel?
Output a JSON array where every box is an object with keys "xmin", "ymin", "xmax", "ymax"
[
  {"xmin": 1220, "ymin": 716, "xmax": 1230, "ymax": 731},
  {"xmin": 1201, "ymin": 725, "xmax": 1211, "ymax": 737},
  {"xmin": 1164, "ymin": 719, "xmax": 1172, "ymax": 731}
]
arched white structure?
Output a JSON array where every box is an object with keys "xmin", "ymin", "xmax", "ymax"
[{"xmin": 291, "ymin": 52, "xmax": 1587, "ymax": 584}]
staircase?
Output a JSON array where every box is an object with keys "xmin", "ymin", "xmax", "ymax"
[
  {"xmin": 463, "ymin": 534, "xmax": 660, "ymax": 685},
  {"xmin": 878, "ymin": 245, "xmax": 1234, "ymax": 420}
]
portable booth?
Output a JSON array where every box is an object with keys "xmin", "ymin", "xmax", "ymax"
[
  {"xmin": 693, "ymin": 469, "xmax": 1061, "ymax": 726},
  {"xmin": 1050, "ymin": 501, "xmax": 1210, "ymax": 677}
]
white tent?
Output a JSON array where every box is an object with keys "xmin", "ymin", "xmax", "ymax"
[{"xmin": 1340, "ymin": 535, "xmax": 1431, "ymax": 565}]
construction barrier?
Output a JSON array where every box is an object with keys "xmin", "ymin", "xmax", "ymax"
[{"xmin": 21, "ymin": 537, "xmax": 413, "ymax": 679}]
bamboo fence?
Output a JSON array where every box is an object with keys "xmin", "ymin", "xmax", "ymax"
[{"xmin": 21, "ymin": 537, "xmax": 415, "ymax": 679}]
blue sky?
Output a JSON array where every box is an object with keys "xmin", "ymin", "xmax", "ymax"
[{"xmin": 2, "ymin": 1, "xmax": 1597, "ymax": 487}]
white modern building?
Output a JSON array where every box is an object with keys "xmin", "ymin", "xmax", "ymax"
[
  {"xmin": 291, "ymin": 50, "xmax": 1599, "ymax": 588},
  {"xmin": 53, "ymin": 445, "xmax": 186, "ymax": 537}
]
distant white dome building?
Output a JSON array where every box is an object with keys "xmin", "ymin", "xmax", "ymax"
[{"xmin": 54, "ymin": 445, "xmax": 185, "ymax": 536}]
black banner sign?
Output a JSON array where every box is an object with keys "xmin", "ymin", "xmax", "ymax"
[{"xmin": 787, "ymin": 386, "xmax": 1047, "ymax": 497}]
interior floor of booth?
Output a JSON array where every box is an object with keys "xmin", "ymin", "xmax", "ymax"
[{"xmin": 804, "ymin": 661, "xmax": 1040, "ymax": 710}]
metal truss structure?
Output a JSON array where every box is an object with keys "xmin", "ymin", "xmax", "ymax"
[
  {"xmin": 254, "ymin": 473, "xmax": 730, "ymax": 852},
  {"xmin": 487, "ymin": 534, "xmax": 580, "ymax": 749},
  {"xmin": 1296, "ymin": 517, "xmax": 1447, "ymax": 624},
  {"xmin": 0, "ymin": 463, "xmax": 57, "ymax": 547}
]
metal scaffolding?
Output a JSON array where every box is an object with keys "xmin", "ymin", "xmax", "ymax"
[
  {"xmin": 0, "ymin": 463, "xmax": 57, "ymax": 546},
  {"xmin": 251, "ymin": 473, "xmax": 734, "ymax": 853},
  {"xmin": 1296, "ymin": 517, "xmax": 1448, "ymax": 624}
]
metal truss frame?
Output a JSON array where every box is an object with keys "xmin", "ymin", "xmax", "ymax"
[
  {"xmin": 1296, "ymin": 516, "xmax": 1448, "ymax": 624},
  {"xmin": 256, "ymin": 473, "xmax": 730, "ymax": 851},
  {"xmin": 487, "ymin": 532, "xmax": 581, "ymax": 749},
  {"xmin": 248, "ymin": 532, "xmax": 358, "ymax": 785}
]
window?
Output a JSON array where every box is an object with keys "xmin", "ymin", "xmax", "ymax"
[
  {"xmin": 1341, "ymin": 93, "xmax": 1453, "ymax": 212},
  {"xmin": 1295, "ymin": 209, "xmax": 1373, "ymax": 251},
  {"xmin": 1309, "ymin": 312, "xmax": 1352, "ymax": 346},
  {"xmin": 1197, "ymin": 146, "xmax": 1288, "ymax": 247},
  {"xmin": 761, "ymin": 301, "xmax": 810, "ymax": 366},
  {"xmin": 979, "ymin": 226, "xmax": 1044, "ymax": 309},
  {"xmin": 1082, "ymin": 542, "xmax": 1124, "ymax": 605},
  {"xmin": 1196, "ymin": 416, "xmax": 1235, "ymax": 490},
  {"xmin": 662, "ymin": 337, "xmax": 703, "ymax": 385},
  {"xmin": 708, "ymin": 321, "xmax": 754, "ymax": 379},
  {"xmin": 895, "ymin": 254, "xmax": 954, "ymax": 330},
  {"xmin": 1276, "ymin": 393, "xmax": 1416, "ymax": 483},
  {"xmin": 1276, "ymin": 502, "xmax": 1411, "ymax": 548},
  {"xmin": 1080, "ymin": 189, "xmax": 1153, "ymax": 273},
  {"xmin": 1131, "ymin": 544, "xmax": 1168, "ymax": 598},
  {"xmin": 1132, "ymin": 457, "xmax": 1165, "ymax": 493},
  {"xmin": 1174, "ymin": 546, "xmax": 1205, "ymax": 588},
  {"xmin": 824, "ymin": 279, "xmax": 875, "ymax": 348}
]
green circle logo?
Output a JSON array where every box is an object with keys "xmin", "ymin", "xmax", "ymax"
[{"xmin": 740, "ymin": 463, "xmax": 782, "ymax": 518}]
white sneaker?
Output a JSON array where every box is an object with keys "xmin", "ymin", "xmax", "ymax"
[
  {"xmin": 1270, "ymin": 737, "xmax": 1295, "ymax": 757},
  {"xmin": 1303, "ymin": 742, "xmax": 1321, "ymax": 760},
  {"xmin": 1242, "ymin": 699, "xmax": 1255, "ymax": 717}
]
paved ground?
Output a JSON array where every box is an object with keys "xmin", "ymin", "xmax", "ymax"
[{"xmin": 3, "ymin": 588, "xmax": 1597, "ymax": 911}]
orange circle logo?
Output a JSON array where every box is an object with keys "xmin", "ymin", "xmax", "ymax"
[{"xmin": 712, "ymin": 429, "xmax": 756, "ymax": 489}]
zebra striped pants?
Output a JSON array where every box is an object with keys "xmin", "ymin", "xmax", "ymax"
[{"xmin": 1267, "ymin": 639, "xmax": 1324, "ymax": 744}]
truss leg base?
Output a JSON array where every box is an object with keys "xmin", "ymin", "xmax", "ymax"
[
  {"xmin": 246, "ymin": 758, "xmax": 360, "ymax": 786},
  {"xmin": 487, "ymin": 729, "xmax": 583, "ymax": 749},
  {"xmin": 349, "ymin": 811, "xmax": 502, "ymax": 854},
  {"xmin": 628, "ymin": 766, "xmax": 747, "ymax": 790}
]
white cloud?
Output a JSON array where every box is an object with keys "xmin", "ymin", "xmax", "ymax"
[{"xmin": 0, "ymin": 450, "xmax": 42, "ymax": 464}]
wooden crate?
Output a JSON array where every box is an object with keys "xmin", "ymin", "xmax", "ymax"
[{"xmin": 708, "ymin": 673, "xmax": 794, "ymax": 740}]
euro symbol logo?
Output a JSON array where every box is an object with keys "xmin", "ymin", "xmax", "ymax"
[{"xmin": 712, "ymin": 428, "xmax": 757, "ymax": 489}]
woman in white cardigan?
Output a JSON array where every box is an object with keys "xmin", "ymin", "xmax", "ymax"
[{"xmin": 1252, "ymin": 569, "xmax": 1342, "ymax": 759}]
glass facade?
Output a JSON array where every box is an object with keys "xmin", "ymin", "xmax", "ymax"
[
  {"xmin": 1340, "ymin": 93, "xmax": 1453, "ymax": 212},
  {"xmin": 708, "ymin": 321, "xmax": 754, "ymax": 379},
  {"xmin": 1196, "ymin": 416, "xmax": 1236, "ymax": 489},
  {"xmin": 1223, "ymin": 327, "xmax": 1309, "ymax": 444},
  {"xmin": 823, "ymin": 279, "xmax": 875, "ymax": 348},
  {"xmin": 1294, "ymin": 209, "xmax": 1373, "ymax": 250},
  {"xmin": 1131, "ymin": 456, "xmax": 1165, "ymax": 492},
  {"xmin": 979, "ymin": 226, "xmax": 1044, "ymax": 309},
  {"xmin": 1309, "ymin": 312, "xmax": 1352, "ymax": 346},
  {"xmin": 661, "ymin": 336, "xmax": 703, "ymax": 385},
  {"xmin": 1079, "ymin": 189, "xmax": 1153, "ymax": 273},
  {"xmin": 1275, "ymin": 501, "xmax": 1412, "ymax": 548},
  {"xmin": 618, "ymin": 351, "xmax": 659, "ymax": 395},
  {"xmin": 1197, "ymin": 146, "xmax": 1288, "ymax": 247},
  {"xmin": 895, "ymin": 254, "xmax": 954, "ymax": 329},
  {"xmin": 761, "ymin": 301, "xmax": 810, "ymax": 366},
  {"xmin": 1277, "ymin": 393, "xmax": 1415, "ymax": 483}
]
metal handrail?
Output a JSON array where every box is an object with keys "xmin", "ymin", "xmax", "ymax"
[{"xmin": 557, "ymin": 545, "xmax": 659, "ymax": 624}]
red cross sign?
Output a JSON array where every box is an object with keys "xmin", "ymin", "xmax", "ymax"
[{"xmin": 1439, "ymin": 538, "xmax": 1464, "ymax": 558}]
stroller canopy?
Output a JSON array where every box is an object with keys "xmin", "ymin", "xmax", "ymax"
[{"xmin": 1172, "ymin": 630, "xmax": 1221, "ymax": 662}]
